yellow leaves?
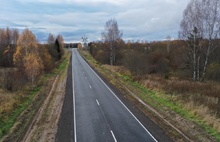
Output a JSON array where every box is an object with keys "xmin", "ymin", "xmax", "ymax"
[
  {"xmin": 24, "ymin": 53, "xmax": 44, "ymax": 85},
  {"xmin": 13, "ymin": 29, "xmax": 39, "ymax": 68},
  {"xmin": 13, "ymin": 45, "xmax": 23, "ymax": 67},
  {"xmin": 16, "ymin": 29, "xmax": 38, "ymax": 56},
  {"xmin": 13, "ymin": 28, "xmax": 44, "ymax": 86}
]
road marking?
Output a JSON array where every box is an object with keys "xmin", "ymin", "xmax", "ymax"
[
  {"xmin": 96, "ymin": 99, "xmax": 100, "ymax": 106},
  {"xmin": 89, "ymin": 85, "xmax": 92, "ymax": 89},
  {"xmin": 72, "ymin": 50, "xmax": 77, "ymax": 142},
  {"xmin": 81, "ymin": 52, "xmax": 158, "ymax": 142},
  {"xmin": 111, "ymin": 130, "xmax": 117, "ymax": 142},
  {"xmin": 85, "ymin": 76, "xmax": 87, "ymax": 79}
]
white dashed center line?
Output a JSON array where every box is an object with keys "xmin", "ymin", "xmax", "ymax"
[{"xmin": 96, "ymin": 99, "xmax": 100, "ymax": 106}]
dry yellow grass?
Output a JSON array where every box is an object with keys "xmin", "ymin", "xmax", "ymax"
[
  {"xmin": 102, "ymin": 65, "xmax": 131, "ymax": 76},
  {"xmin": 137, "ymin": 74, "xmax": 220, "ymax": 134},
  {"xmin": 183, "ymin": 101, "xmax": 220, "ymax": 133},
  {"xmin": 0, "ymin": 89, "xmax": 19, "ymax": 115}
]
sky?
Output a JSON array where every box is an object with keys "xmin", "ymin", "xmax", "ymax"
[{"xmin": 0, "ymin": 0, "xmax": 190, "ymax": 43}]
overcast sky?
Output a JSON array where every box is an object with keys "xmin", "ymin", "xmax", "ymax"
[{"xmin": 0, "ymin": 0, "xmax": 190, "ymax": 43}]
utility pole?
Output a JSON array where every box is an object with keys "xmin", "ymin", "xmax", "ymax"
[{"xmin": 81, "ymin": 35, "xmax": 88, "ymax": 48}]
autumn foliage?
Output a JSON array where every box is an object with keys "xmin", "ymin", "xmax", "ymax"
[
  {"xmin": 13, "ymin": 29, "xmax": 39, "ymax": 68},
  {"xmin": 24, "ymin": 53, "xmax": 44, "ymax": 86},
  {"xmin": 0, "ymin": 27, "xmax": 65, "ymax": 90},
  {"xmin": 88, "ymin": 39, "xmax": 220, "ymax": 81}
]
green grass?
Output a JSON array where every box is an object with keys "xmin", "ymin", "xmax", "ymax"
[{"xmin": 0, "ymin": 86, "xmax": 40, "ymax": 138}]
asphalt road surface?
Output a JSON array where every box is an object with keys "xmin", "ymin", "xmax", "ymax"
[{"xmin": 56, "ymin": 49, "xmax": 173, "ymax": 142}]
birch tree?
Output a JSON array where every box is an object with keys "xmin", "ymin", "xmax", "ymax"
[
  {"xmin": 13, "ymin": 28, "xmax": 44, "ymax": 86},
  {"xmin": 200, "ymin": 0, "xmax": 220, "ymax": 81},
  {"xmin": 13, "ymin": 28, "xmax": 38, "ymax": 68},
  {"xmin": 24, "ymin": 53, "xmax": 43, "ymax": 87},
  {"xmin": 179, "ymin": 0, "xmax": 220, "ymax": 81},
  {"xmin": 102, "ymin": 19, "xmax": 123, "ymax": 65}
]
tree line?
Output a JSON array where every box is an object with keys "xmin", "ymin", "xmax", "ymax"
[
  {"xmin": 0, "ymin": 28, "xmax": 65, "ymax": 90},
  {"xmin": 87, "ymin": 0, "xmax": 220, "ymax": 82}
]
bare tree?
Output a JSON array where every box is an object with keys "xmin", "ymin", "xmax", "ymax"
[
  {"xmin": 179, "ymin": 0, "xmax": 220, "ymax": 81},
  {"xmin": 101, "ymin": 19, "xmax": 123, "ymax": 65},
  {"xmin": 200, "ymin": 0, "xmax": 220, "ymax": 81}
]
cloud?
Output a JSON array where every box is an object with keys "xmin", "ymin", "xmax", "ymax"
[
  {"xmin": 16, "ymin": 0, "xmax": 127, "ymax": 5},
  {"xmin": 1, "ymin": 0, "xmax": 191, "ymax": 42},
  {"xmin": 0, "ymin": 19, "xmax": 27, "ymax": 28},
  {"xmin": 115, "ymin": 0, "xmax": 190, "ymax": 41}
]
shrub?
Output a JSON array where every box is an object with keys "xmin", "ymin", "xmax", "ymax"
[{"xmin": 207, "ymin": 63, "xmax": 220, "ymax": 81}]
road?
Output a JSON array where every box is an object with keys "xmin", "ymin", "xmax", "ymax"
[
  {"xmin": 72, "ymin": 49, "xmax": 157, "ymax": 142},
  {"xmin": 56, "ymin": 48, "xmax": 173, "ymax": 142}
]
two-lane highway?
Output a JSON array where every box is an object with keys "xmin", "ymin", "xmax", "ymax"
[{"xmin": 72, "ymin": 49, "xmax": 157, "ymax": 142}]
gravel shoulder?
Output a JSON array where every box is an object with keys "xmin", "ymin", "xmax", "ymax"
[{"xmin": 22, "ymin": 74, "xmax": 67, "ymax": 142}]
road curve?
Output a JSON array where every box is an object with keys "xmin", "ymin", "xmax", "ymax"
[{"xmin": 72, "ymin": 49, "xmax": 157, "ymax": 142}]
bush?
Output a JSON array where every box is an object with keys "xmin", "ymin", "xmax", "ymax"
[
  {"xmin": 94, "ymin": 50, "xmax": 109, "ymax": 64},
  {"xmin": 207, "ymin": 63, "xmax": 220, "ymax": 81},
  {"xmin": 123, "ymin": 50, "xmax": 148, "ymax": 75}
]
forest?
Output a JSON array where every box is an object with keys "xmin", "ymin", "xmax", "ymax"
[{"xmin": 88, "ymin": 39, "xmax": 220, "ymax": 82}]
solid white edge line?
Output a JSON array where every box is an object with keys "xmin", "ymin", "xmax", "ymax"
[
  {"xmin": 96, "ymin": 99, "xmax": 100, "ymax": 106},
  {"xmin": 72, "ymin": 50, "xmax": 77, "ymax": 142},
  {"xmin": 79, "ymin": 51, "xmax": 158, "ymax": 142},
  {"xmin": 111, "ymin": 130, "xmax": 117, "ymax": 142}
]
